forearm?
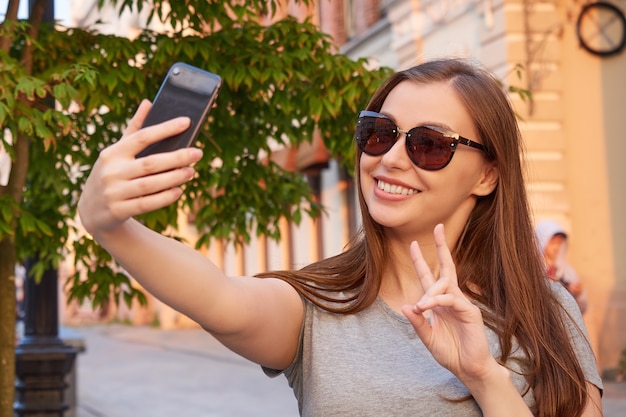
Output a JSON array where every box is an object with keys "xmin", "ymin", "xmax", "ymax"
[
  {"xmin": 464, "ymin": 363, "xmax": 533, "ymax": 417},
  {"xmin": 92, "ymin": 218, "xmax": 233, "ymax": 329},
  {"xmin": 91, "ymin": 218, "xmax": 304, "ymax": 369}
]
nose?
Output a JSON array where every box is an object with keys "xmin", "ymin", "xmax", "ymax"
[{"xmin": 380, "ymin": 130, "xmax": 411, "ymax": 169}]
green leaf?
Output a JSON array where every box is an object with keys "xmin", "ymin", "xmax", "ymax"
[{"xmin": 17, "ymin": 117, "xmax": 33, "ymax": 135}]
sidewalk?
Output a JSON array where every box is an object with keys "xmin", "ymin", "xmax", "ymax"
[
  {"xmin": 69, "ymin": 324, "xmax": 626, "ymax": 417},
  {"xmin": 604, "ymin": 380, "xmax": 626, "ymax": 417},
  {"xmin": 72, "ymin": 324, "xmax": 298, "ymax": 417}
]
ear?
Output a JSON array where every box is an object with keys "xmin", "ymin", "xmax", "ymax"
[{"xmin": 472, "ymin": 162, "xmax": 499, "ymax": 197}]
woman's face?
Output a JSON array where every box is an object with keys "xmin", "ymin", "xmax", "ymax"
[{"xmin": 359, "ymin": 80, "xmax": 497, "ymax": 241}]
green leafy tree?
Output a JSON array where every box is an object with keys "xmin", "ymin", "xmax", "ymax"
[{"xmin": 0, "ymin": 0, "xmax": 393, "ymax": 413}]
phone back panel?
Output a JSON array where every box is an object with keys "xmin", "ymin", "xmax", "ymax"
[{"xmin": 136, "ymin": 63, "xmax": 221, "ymax": 157}]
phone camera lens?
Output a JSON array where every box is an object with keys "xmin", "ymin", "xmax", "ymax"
[{"xmin": 172, "ymin": 67, "xmax": 181, "ymax": 76}]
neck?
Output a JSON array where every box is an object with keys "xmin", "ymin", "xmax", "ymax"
[
  {"xmin": 377, "ymin": 239, "xmax": 427, "ymax": 312},
  {"xmin": 377, "ymin": 220, "xmax": 467, "ymax": 311}
]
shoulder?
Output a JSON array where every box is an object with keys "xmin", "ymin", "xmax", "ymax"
[
  {"xmin": 547, "ymin": 279, "xmax": 579, "ymax": 314},
  {"xmin": 546, "ymin": 281, "xmax": 589, "ymax": 358}
]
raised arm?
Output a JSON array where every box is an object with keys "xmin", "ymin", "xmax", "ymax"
[{"xmin": 77, "ymin": 101, "xmax": 303, "ymax": 370}]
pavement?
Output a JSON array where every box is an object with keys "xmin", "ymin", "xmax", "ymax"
[
  {"xmin": 67, "ymin": 324, "xmax": 298, "ymax": 417},
  {"xmin": 64, "ymin": 324, "xmax": 626, "ymax": 417}
]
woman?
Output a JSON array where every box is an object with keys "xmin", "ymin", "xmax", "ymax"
[{"xmin": 78, "ymin": 58, "xmax": 602, "ymax": 416}]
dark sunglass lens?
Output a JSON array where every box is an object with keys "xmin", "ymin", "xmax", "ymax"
[
  {"xmin": 356, "ymin": 116, "xmax": 396, "ymax": 155},
  {"xmin": 407, "ymin": 127, "xmax": 453, "ymax": 170}
]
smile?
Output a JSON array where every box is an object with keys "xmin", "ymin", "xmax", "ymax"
[{"xmin": 377, "ymin": 180, "xmax": 418, "ymax": 195}]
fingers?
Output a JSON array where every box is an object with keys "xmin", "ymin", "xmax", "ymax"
[
  {"xmin": 80, "ymin": 154, "xmax": 199, "ymax": 235},
  {"xmin": 114, "ymin": 165, "xmax": 197, "ymax": 203},
  {"xmin": 410, "ymin": 240, "xmax": 436, "ymax": 289},
  {"xmin": 131, "ymin": 117, "xmax": 192, "ymax": 157},
  {"xmin": 401, "ymin": 304, "xmax": 432, "ymax": 340},
  {"xmin": 434, "ymin": 223, "xmax": 458, "ymax": 285},
  {"xmin": 112, "ymin": 101, "xmax": 200, "ymax": 181},
  {"xmin": 410, "ymin": 223, "xmax": 457, "ymax": 294},
  {"xmin": 121, "ymin": 100, "xmax": 192, "ymax": 158},
  {"xmin": 130, "ymin": 145, "xmax": 202, "ymax": 180},
  {"xmin": 409, "ymin": 223, "xmax": 463, "ymax": 313},
  {"xmin": 414, "ymin": 278, "xmax": 457, "ymax": 312},
  {"xmin": 113, "ymin": 184, "xmax": 186, "ymax": 220}
]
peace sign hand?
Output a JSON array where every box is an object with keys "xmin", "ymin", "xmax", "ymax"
[{"xmin": 400, "ymin": 224, "xmax": 499, "ymax": 385}]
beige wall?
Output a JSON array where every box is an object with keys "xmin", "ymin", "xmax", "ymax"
[
  {"xmin": 515, "ymin": 0, "xmax": 626, "ymax": 372},
  {"xmin": 599, "ymin": 51, "xmax": 626, "ymax": 367},
  {"xmin": 564, "ymin": 23, "xmax": 626, "ymax": 372}
]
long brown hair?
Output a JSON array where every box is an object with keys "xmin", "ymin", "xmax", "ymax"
[{"xmin": 257, "ymin": 58, "xmax": 589, "ymax": 416}]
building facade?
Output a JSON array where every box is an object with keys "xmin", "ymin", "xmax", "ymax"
[{"xmin": 68, "ymin": 0, "xmax": 626, "ymax": 375}]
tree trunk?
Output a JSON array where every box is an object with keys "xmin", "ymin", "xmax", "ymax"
[
  {"xmin": 0, "ymin": 131, "xmax": 30, "ymax": 417},
  {"xmin": 0, "ymin": 238, "xmax": 17, "ymax": 417},
  {"xmin": 0, "ymin": 0, "xmax": 44, "ymax": 413}
]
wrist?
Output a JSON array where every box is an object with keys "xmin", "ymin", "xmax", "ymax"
[
  {"xmin": 460, "ymin": 358, "xmax": 508, "ymax": 394},
  {"xmin": 88, "ymin": 218, "xmax": 136, "ymax": 247},
  {"xmin": 462, "ymin": 362, "xmax": 532, "ymax": 417}
]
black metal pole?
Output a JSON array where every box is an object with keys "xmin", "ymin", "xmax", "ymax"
[
  {"xmin": 14, "ymin": 265, "xmax": 76, "ymax": 417},
  {"xmin": 14, "ymin": 2, "xmax": 77, "ymax": 416}
]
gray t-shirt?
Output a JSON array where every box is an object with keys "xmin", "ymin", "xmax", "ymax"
[{"xmin": 266, "ymin": 282, "xmax": 602, "ymax": 416}]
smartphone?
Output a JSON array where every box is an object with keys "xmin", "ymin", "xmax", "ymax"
[{"xmin": 136, "ymin": 62, "xmax": 222, "ymax": 158}]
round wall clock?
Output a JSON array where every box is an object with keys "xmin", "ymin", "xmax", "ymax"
[{"xmin": 576, "ymin": 2, "xmax": 626, "ymax": 57}]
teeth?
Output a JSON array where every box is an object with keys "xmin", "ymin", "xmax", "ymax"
[{"xmin": 377, "ymin": 180, "xmax": 417, "ymax": 195}]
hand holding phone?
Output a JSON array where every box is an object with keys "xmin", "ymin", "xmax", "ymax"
[{"xmin": 136, "ymin": 63, "xmax": 222, "ymax": 158}]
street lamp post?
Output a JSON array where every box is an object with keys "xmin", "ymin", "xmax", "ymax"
[{"xmin": 14, "ymin": 265, "xmax": 76, "ymax": 417}]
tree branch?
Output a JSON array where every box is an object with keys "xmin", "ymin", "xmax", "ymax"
[
  {"xmin": 0, "ymin": 0, "xmax": 20, "ymax": 52},
  {"xmin": 21, "ymin": 0, "xmax": 51, "ymax": 74}
]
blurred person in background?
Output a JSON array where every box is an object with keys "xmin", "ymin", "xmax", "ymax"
[{"xmin": 536, "ymin": 219, "xmax": 588, "ymax": 314}]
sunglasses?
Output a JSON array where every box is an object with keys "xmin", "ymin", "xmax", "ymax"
[{"xmin": 355, "ymin": 110, "xmax": 488, "ymax": 170}]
